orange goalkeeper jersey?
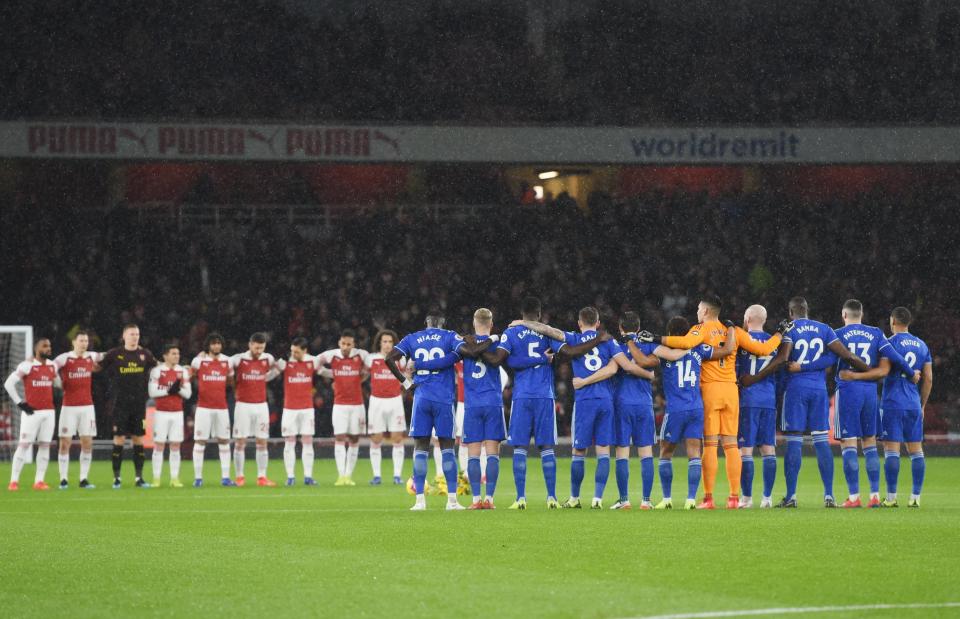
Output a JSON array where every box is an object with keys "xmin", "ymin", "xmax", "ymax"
[{"xmin": 661, "ymin": 320, "xmax": 781, "ymax": 384}]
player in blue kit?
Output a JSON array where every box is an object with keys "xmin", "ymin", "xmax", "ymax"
[
  {"xmin": 485, "ymin": 297, "xmax": 599, "ymax": 510},
  {"xmin": 385, "ymin": 309, "xmax": 493, "ymax": 511},
  {"xmin": 631, "ymin": 316, "xmax": 734, "ymax": 509},
  {"xmin": 735, "ymin": 305, "xmax": 779, "ymax": 509},
  {"xmin": 460, "ymin": 308, "xmax": 507, "ymax": 509},
  {"xmin": 517, "ymin": 306, "xmax": 673, "ymax": 509},
  {"xmin": 830, "ymin": 300, "xmax": 919, "ymax": 508},
  {"xmin": 842, "ymin": 307, "xmax": 932, "ymax": 508},
  {"xmin": 742, "ymin": 297, "xmax": 870, "ymax": 508}
]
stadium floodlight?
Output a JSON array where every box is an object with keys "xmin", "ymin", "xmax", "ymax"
[{"xmin": 538, "ymin": 170, "xmax": 559, "ymax": 180}]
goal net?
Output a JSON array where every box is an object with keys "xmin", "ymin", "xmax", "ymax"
[{"xmin": 0, "ymin": 326, "xmax": 34, "ymax": 461}]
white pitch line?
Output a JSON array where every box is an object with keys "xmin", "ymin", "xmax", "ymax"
[
  {"xmin": 631, "ymin": 602, "xmax": 960, "ymax": 619},
  {"xmin": 0, "ymin": 507, "xmax": 402, "ymax": 515}
]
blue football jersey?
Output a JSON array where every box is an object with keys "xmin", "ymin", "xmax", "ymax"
[
  {"xmin": 614, "ymin": 338, "xmax": 657, "ymax": 405},
  {"xmin": 881, "ymin": 332, "xmax": 931, "ymax": 411},
  {"xmin": 835, "ymin": 324, "xmax": 891, "ymax": 385},
  {"xmin": 736, "ymin": 330, "xmax": 777, "ymax": 408},
  {"xmin": 497, "ymin": 325, "xmax": 556, "ymax": 399},
  {"xmin": 463, "ymin": 334, "xmax": 502, "ymax": 407},
  {"xmin": 556, "ymin": 330, "xmax": 622, "ymax": 402},
  {"xmin": 394, "ymin": 328, "xmax": 464, "ymax": 403},
  {"xmin": 662, "ymin": 344, "xmax": 713, "ymax": 413},
  {"xmin": 782, "ymin": 318, "xmax": 839, "ymax": 389}
]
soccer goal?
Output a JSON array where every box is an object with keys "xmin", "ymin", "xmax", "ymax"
[{"xmin": 0, "ymin": 326, "xmax": 34, "ymax": 461}]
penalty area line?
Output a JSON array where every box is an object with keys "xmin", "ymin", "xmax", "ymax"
[{"xmin": 629, "ymin": 602, "xmax": 960, "ymax": 619}]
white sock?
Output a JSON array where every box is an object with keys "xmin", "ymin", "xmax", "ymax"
[
  {"xmin": 302, "ymin": 441, "xmax": 314, "ymax": 478},
  {"xmin": 415, "ymin": 493, "xmax": 425, "ymax": 505},
  {"xmin": 152, "ymin": 449, "xmax": 164, "ymax": 480},
  {"xmin": 370, "ymin": 443, "xmax": 382, "ymax": 478},
  {"xmin": 234, "ymin": 446, "xmax": 245, "ymax": 478},
  {"xmin": 392, "ymin": 443, "xmax": 405, "ymax": 477},
  {"xmin": 458, "ymin": 444, "xmax": 468, "ymax": 474},
  {"xmin": 35, "ymin": 443, "xmax": 50, "ymax": 484},
  {"xmin": 170, "ymin": 450, "xmax": 181, "ymax": 479},
  {"xmin": 79, "ymin": 450, "xmax": 92, "ymax": 481},
  {"xmin": 58, "ymin": 453, "xmax": 69, "ymax": 482},
  {"xmin": 218, "ymin": 444, "xmax": 231, "ymax": 478},
  {"xmin": 194, "ymin": 444, "xmax": 205, "ymax": 480},
  {"xmin": 481, "ymin": 445, "xmax": 487, "ymax": 476},
  {"xmin": 433, "ymin": 445, "xmax": 443, "ymax": 477},
  {"xmin": 11, "ymin": 444, "xmax": 27, "ymax": 482},
  {"xmin": 256, "ymin": 447, "xmax": 268, "ymax": 478},
  {"xmin": 910, "ymin": 493, "xmax": 920, "ymax": 501},
  {"xmin": 472, "ymin": 495, "xmax": 481, "ymax": 504},
  {"xmin": 850, "ymin": 493, "xmax": 860, "ymax": 502},
  {"xmin": 447, "ymin": 492, "xmax": 458, "ymax": 503},
  {"xmin": 284, "ymin": 440, "xmax": 296, "ymax": 478},
  {"xmin": 346, "ymin": 444, "xmax": 359, "ymax": 477},
  {"xmin": 334, "ymin": 442, "xmax": 346, "ymax": 476}
]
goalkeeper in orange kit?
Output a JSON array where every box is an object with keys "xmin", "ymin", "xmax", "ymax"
[{"xmin": 639, "ymin": 294, "xmax": 793, "ymax": 509}]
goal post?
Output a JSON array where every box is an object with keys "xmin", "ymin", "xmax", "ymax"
[{"xmin": 0, "ymin": 326, "xmax": 34, "ymax": 460}]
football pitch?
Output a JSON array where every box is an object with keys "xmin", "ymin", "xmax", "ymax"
[{"xmin": 1, "ymin": 456, "xmax": 959, "ymax": 619}]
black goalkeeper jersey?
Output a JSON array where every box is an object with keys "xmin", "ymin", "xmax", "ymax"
[{"xmin": 100, "ymin": 346, "xmax": 157, "ymax": 405}]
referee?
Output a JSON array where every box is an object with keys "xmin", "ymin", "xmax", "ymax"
[{"xmin": 99, "ymin": 324, "xmax": 157, "ymax": 488}]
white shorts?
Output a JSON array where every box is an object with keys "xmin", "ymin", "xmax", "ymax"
[
  {"xmin": 332, "ymin": 404, "xmax": 366, "ymax": 436},
  {"xmin": 194, "ymin": 407, "xmax": 230, "ymax": 441},
  {"xmin": 367, "ymin": 396, "xmax": 406, "ymax": 434},
  {"xmin": 455, "ymin": 401, "xmax": 465, "ymax": 437},
  {"xmin": 234, "ymin": 402, "xmax": 270, "ymax": 439},
  {"xmin": 59, "ymin": 405, "xmax": 97, "ymax": 438},
  {"xmin": 281, "ymin": 408, "xmax": 316, "ymax": 437},
  {"xmin": 20, "ymin": 410, "xmax": 55, "ymax": 443},
  {"xmin": 153, "ymin": 411, "xmax": 184, "ymax": 443}
]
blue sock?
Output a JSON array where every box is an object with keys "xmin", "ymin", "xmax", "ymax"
[
  {"xmin": 441, "ymin": 449, "xmax": 458, "ymax": 493},
  {"xmin": 686, "ymin": 457, "xmax": 702, "ymax": 500},
  {"xmin": 467, "ymin": 456, "xmax": 481, "ymax": 497},
  {"xmin": 741, "ymin": 454, "xmax": 754, "ymax": 498},
  {"xmin": 615, "ymin": 457, "xmax": 629, "ymax": 502},
  {"xmin": 540, "ymin": 448, "xmax": 557, "ymax": 499},
  {"xmin": 864, "ymin": 446, "xmax": 880, "ymax": 495},
  {"xmin": 813, "ymin": 434, "xmax": 834, "ymax": 498},
  {"xmin": 513, "ymin": 448, "xmax": 527, "ymax": 500},
  {"xmin": 884, "ymin": 451, "xmax": 900, "ymax": 495},
  {"xmin": 640, "ymin": 456, "xmax": 654, "ymax": 503},
  {"xmin": 841, "ymin": 447, "xmax": 859, "ymax": 496},
  {"xmin": 762, "ymin": 454, "xmax": 777, "ymax": 499},
  {"xmin": 594, "ymin": 454, "xmax": 610, "ymax": 500},
  {"xmin": 910, "ymin": 452, "xmax": 925, "ymax": 496},
  {"xmin": 571, "ymin": 455, "xmax": 585, "ymax": 498},
  {"xmin": 659, "ymin": 459, "xmax": 673, "ymax": 499},
  {"xmin": 785, "ymin": 435, "xmax": 803, "ymax": 500},
  {"xmin": 412, "ymin": 449, "xmax": 428, "ymax": 494},
  {"xmin": 485, "ymin": 455, "xmax": 500, "ymax": 498}
]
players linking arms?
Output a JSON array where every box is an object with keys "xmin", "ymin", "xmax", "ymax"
[{"xmin": 742, "ymin": 324, "xmax": 871, "ymax": 388}]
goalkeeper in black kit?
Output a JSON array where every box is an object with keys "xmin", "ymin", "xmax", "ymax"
[{"xmin": 98, "ymin": 324, "xmax": 157, "ymax": 488}]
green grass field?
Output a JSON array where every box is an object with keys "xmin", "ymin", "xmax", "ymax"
[{"xmin": 1, "ymin": 456, "xmax": 959, "ymax": 619}]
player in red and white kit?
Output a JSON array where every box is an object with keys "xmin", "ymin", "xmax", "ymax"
[
  {"xmin": 230, "ymin": 332, "xmax": 280, "ymax": 487},
  {"xmin": 189, "ymin": 333, "xmax": 235, "ymax": 487},
  {"xmin": 4, "ymin": 338, "xmax": 58, "ymax": 491},
  {"xmin": 53, "ymin": 330, "xmax": 102, "ymax": 489},
  {"xmin": 275, "ymin": 337, "xmax": 319, "ymax": 486},
  {"xmin": 148, "ymin": 344, "xmax": 191, "ymax": 487},
  {"xmin": 365, "ymin": 329, "xmax": 408, "ymax": 485},
  {"xmin": 317, "ymin": 329, "xmax": 368, "ymax": 486}
]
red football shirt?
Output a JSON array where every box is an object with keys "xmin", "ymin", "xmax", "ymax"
[
  {"xmin": 230, "ymin": 352, "xmax": 276, "ymax": 404},
  {"xmin": 319, "ymin": 349, "xmax": 367, "ymax": 406},
  {"xmin": 279, "ymin": 356, "xmax": 318, "ymax": 410},
  {"xmin": 15, "ymin": 360, "xmax": 57, "ymax": 410},
  {"xmin": 365, "ymin": 353, "xmax": 404, "ymax": 399},
  {"xmin": 54, "ymin": 351, "xmax": 101, "ymax": 406},
  {"xmin": 191, "ymin": 353, "xmax": 232, "ymax": 409}
]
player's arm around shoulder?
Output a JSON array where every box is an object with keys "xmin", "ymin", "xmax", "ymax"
[
  {"xmin": 572, "ymin": 358, "xmax": 619, "ymax": 390},
  {"xmin": 508, "ymin": 319, "xmax": 565, "ymax": 343},
  {"xmin": 734, "ymin": 326, "xmax": 781, "ymax": 355},
  {"xmin": 660, "ymin": 324, "xmax": 705, "ymax": 349},
  {"xmin": 711, "ymin": 325, "xmax": 738, "ymax": 359}
]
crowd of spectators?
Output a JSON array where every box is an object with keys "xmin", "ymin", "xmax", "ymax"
[
  {"xmin": 2, "ymin": 180, "xmax": 957, "ymax": 438},
  {"xmin": 4, "ymin": 0, "xmax": 960, "ymax": 124}
]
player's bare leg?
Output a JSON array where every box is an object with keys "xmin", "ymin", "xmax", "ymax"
[{"xmin": 255, "ymin": 436, "xmax": 274, "ymax": 486}]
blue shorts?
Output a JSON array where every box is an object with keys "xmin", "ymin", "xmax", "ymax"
[
  {"xmin": 614, "ymin": 401, "xmax": 655, "ymax": 447},
  {"xmin": 834, "ymin": 384, "xmax": 878, "ymax": 440},
  {"xmin": 572, "ymin": 398, "xmax": 614, "ymax": 450},
  {"xmin": 659, "ymin": 408, "xmax": 704, "ymax": 443},
  {"xmin": 738, "ymin": 407, "xmax": 776, "ymax": 447},
  {"xmin": 781, "ymin": 386, "xmax": 829, "ymax": 433},
  {"xmin": 410, "ymin": 397, "xmax": 456, "ymax": 439},
  {"xmin": 462, "ymin": 405, "xmax": 506, "ymax": 443},
  {"xmin": 508, "ymin": 398, "xmax": 557, "ymax": 447},
  {"xmin": 880, "ymin": 408, "xmax": 924, "ymax": 443}
]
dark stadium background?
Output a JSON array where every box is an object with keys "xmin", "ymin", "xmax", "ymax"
[{"xmin": 1, "ymin": 0, "xmax": 958, "ymax": 447}]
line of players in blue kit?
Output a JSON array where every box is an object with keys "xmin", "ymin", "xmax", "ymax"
[{"xmin": 384, "ymin": 295, "xmax": 932, "ymax": 511}]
